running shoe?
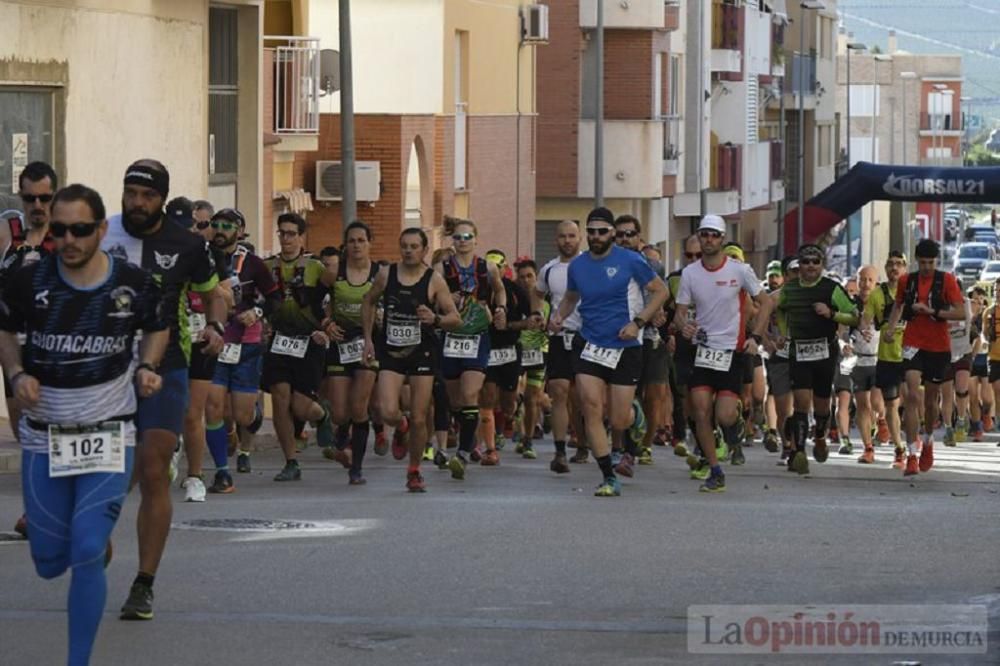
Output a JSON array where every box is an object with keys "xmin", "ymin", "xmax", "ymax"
[
  {"xmin": 714, "ymin": 429, "xmax": 729, "ymax": 462},
  {"xmin": 690, "ymin": 460, "xmax": 711, "ymax": 480},
  {"xmin": 481, "ymin": 449, "xmax": 500, "ymax": 466},
  {"xmin": 943, "ymin": 426, "xmax": 956, "ymax": 448},
  {"xmin": 813, "ymin": 437, "xmax": 829, "ymax": 463},
  {"xmin": 236, "ymin": 452, "xmax": 252, "ymax": 474},
  {"xmin": 628, "ymin": 399, "xmax": 648, "ymax": 446},
  {"xmin": 828, "ymin": 426, "xmax": 840, "ymax": 443},
  {"xmin": 515, "ymin": 440, "xmax": 526, "ymax": 455},
  {"xmin": 594, "ymin": 476, "xmax": 621, "ymax": 497},
  {"xmin": 729, "ymin": 444, "xmax": 745, "ymax": 466},
  {"xmin": 323, "ymin": 446, "xmax": 352, "ymax": 469},
  {"xmin": 349, "ymin": 470, "xmax": 367, "ymax": 486},
  {"xmin": 857, "ymin": 447, "xmax": 875, "ymax": 464},
  {"xmin": 614, "ymin": 453, "xmax": 634, "ymax": 478},
  {"xmin": 533, "ymin": 424, "xmax": 544, "ymax": 440},
  {"xmin": 903, "ymin": 454, "xmax": 919, "ymax": 476},
  {"xmin": 892, "ymin": 446, "xmax": 905, "ymax": 469},
  {"xmin": 570, "ymin": 447, "xmax": 589, "ymax": 464},
  {"xmin": 637, "ymin": 447, "xmax": 653, "ymax": 465},
  {"xmin": 470, "ymin": 446, "xmax": 483, "ymax": 463},
  {"xmin": 876, "ymin": 418, "xmax": 890, "ymax": 444},
  {"xmin": 549, "ymin": 454, "xmax": 570, "ymax": 474},
  {"xmin": 673, "ymin": 441, "xmax": 689, "ymax": 457},
  {"xmin": 522, "ymin": 444, "xmax": 537, "ymax": 460},
  {"xmin": 838, "ymin": 436, "xmax": 853, "ymax": 455},
  {"xmin": 652, "ymin": 427, "xmax": 668, "ymax": 447},
  {"xmin": 423, "ymin": 445, "xmax": 434, "ymax": 462},
  {"xmin": 433, "ymin": 449, "xmax": 449, "ymax": 469},
  {"xmin": 448, "ymin": 455, "xmax": 466, "ymax": 480},
  {"xmin": 791, "ymin": 450, "xmax": 810, "ymax": 475},
  {"xmin": 406, "ymin": 469, "xmax": 426, "ymax": 493},
  {"xmin": 13, "ymin": 514, "xmax": 27, "ymax": 538},
  {"xmin": 973, "ymin": 426, "xmax": 984, "ymax": 442},
  {"xmin": 168, "ymin": 443, "xmax": 181, "ymax": 485},
  {"xmin": 374, "ymin": 430, "xmax": 389, "ymax": 456},
  {"xmin": 248, "ymin": 401, "xmax": 264, "ymax": 434},
  {"xmin": 208, "ymin": 470, "xmax": 235, "ymax": 494},
  {"xmin": 495, "ymin": 433, "xmax": 507, "ymax": 451},
  {"xmin": 699, "ymin": 470, "xmax": 726, "ymax": 493},
  {"xmin": 273, "ymin": 461, "xmax": 301, "ymax": 482},
  {"xmin": 763, "ymin": 429, "xmax": 779, "ymax": 453},
  {"xmin": 955, "ymin": 417, "xmax": 968, "ymax": 443},
  {"xmin": 184, "ymin": 477, "xmax": 206, "ymax": 503},
  {"xmin": 919, "ymin": 440, "xmax": 934, "ymax": 472},
  {"xmin": 120, "ymin": 582, "xmax": 154, "ymax": 621},
  {"xmin": 686, "ymin": 454, "xmax": 702, "ymax": 471},
  {"xmin": 985, "ymin": 414, "xmax": 994, "ymax": 432},
  {"xmin": 315, "ymin": 402, "xmax": 335, "ymax": 449},
  {"xmin": 392, "ymin": 417, "xmax": 410, "ymax": 460}
]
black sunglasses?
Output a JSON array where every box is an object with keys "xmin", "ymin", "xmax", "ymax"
[
  {"xmin": 50, "ymin": 221, "xmax": 99, "ymax": 238},
  {"xmin": 21, "ymin": 194, "xmax": 53, "ymax": 204},
  {"xmin": 586, "ymin": 227, "xmax": 612, "ymax": 236},
  {"xmin": 616, "ymin": 229, "xmax": 639, "ymax": 239},
  {"xmin": 195, "ymin": 220, "xmax": 211, "ymax": 230},
  {"xmin": 698, "ymin": 230, "xmax": 722, "ymax": 239}
]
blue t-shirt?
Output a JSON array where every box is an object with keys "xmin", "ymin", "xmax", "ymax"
[{"xmin": 566, "ymin": 244, "xmax": 657, "ymax": 348}]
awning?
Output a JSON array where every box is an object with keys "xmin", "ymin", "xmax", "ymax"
[
  {"xmin": 769, "ymin": 0, "xmax": 788, "ymax": 21},
  {"xmin": 274, "ymin": 189, "xmax": 314, "ymax": 215}
]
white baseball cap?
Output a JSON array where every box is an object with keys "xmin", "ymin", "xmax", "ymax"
[{"xmin": 698, "ymin": 214, "xmax": 726, "ymax": 234}]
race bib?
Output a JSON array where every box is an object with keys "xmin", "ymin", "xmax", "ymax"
[
  {"xmin": 903, "ymin": 346, "xmax": 918, "ymax": 361},
  {"xmin": 386, "ymin": 321, "xmax": 421, "ymax": 347},
  {"xmin": 776, "ymin": 339, "xmax": 790, "ymax": 359},
  {"xmin": 189, "ymin": 313, "xmax": 206, "ymax": 340},
  {"xmin": 271, "ymin": 334, "xmax": 309, "ymax": 358},
  {"xmin": 694, "ymin": 345, "xmax": 733, "ymax": 372},
  {"xmin": 219, "ymin": 343, "xmax": 242, "ymax": 365},
  {"xmin": 840, "ymin": 354, "xmax": 858, "ymax": 376},
  {"xmin": 795, "ymin": 338, "xmax": 830, "ymax": 362},
  {"xmin": 562, "ymin": 332, "xmax": 575, "ymax": 351},
  {"xmin": 443, "ymin": 333, "xmax": 481, "ymax": 359},
  {"xmin": 522, "ymin": 348, "xmax": 544, "ymax": 367},
  {"xmin": 580, "ymin": 342, "xmax": 623, "ymax": 369},
  {"xmin": 338, "ymin": 337, "xmax": 365, "ymax": 364},
  {"xmin": 488, "ymin": 346, "xmax": 517, "ymax": 367},
  {"xmin": 48, "ymin": 422, "xmax": 125, "ymax": 478}
]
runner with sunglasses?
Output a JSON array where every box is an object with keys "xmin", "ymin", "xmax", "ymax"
[
  {"xmin": 762, "ymin": 257, "xmax": 797, "ymax": 462},
  {"xmin": 549, "ymin": 207, "xmax": 667, "ymax": 497},
  {"xmin": 434, "ymin": 218, "xmax": 507, "ymax": 477},
  {"xmin": 672, "ymin": 216, "xmax": 770, "ymax": 492},
  {"xmin": 203, "ymin": 209, "xmax": 280, "ymax": 493},
  {"xmin": 664, "ymin": 234, "xmax": 703, "ymax": 457},
  {"xmin": 777, "ymin": 244, "xmax": 858, "ymax": 475}
]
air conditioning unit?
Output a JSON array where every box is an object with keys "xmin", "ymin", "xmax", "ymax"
[
  {"xmin": 315, "ymin": 161, "xmax": 381, "ymax": 202},
  {"xmin": 521, "ymin": 4, "xmax": 549, "ymax": 43}
]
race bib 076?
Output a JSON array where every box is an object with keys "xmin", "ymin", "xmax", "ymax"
[{"xmin": 271, "ymin": 334, "xmax": 309, "ymax": 359}]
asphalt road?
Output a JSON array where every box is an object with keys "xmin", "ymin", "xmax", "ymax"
[{"xmin": 1, "ymin": 430, "xmax": 998, "ymax": 665}]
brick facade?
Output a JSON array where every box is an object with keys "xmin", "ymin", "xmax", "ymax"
[
  {"xmin": 536, "ymin": 0, "xmax": 581, "ymax": 198},
  {"xmin": 604, "ymin": 30, "xmax": 654, "ymax": 120}
]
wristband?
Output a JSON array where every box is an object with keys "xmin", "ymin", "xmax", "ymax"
[
  {"xmin": 633, "ymin": 316, "xmax": 646, "ymax": 329},
  {"xmin": 433, "ymin": 314, "xmax": 442, "ymax": 327},
  {"xmin": 253, "ymin": 307, "xmax": 264, "ymax": 319},
  {"xmin": 135, "ymin": 363, "xmax": 156, "ymax": 375},
  {"xmin": 9, "ymin": 370, "xmax": 26, "ymax": 386},
  {"xmin": 208, "ymin": 321, "xmax": 225, "ymax": 336}
]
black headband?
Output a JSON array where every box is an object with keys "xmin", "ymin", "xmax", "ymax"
[{"xmin": 124, "ymin": 165, "xmax": 169, "ymax": 199}]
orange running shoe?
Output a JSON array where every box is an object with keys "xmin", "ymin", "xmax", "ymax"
[
  {"xmin": 857, "ymin": 447, "xmax": 875, "ymax": 464},
  {"xmin": 919, "ymin": 441, "xmax": 934, "ymax": 472},
  {"xmin": 892, "ymin": 446, "xmax": 905, "ymax": 469},
  {"xmin": 876, "ymin": 419, "xmax": 890, "ymax": 444},
  {"xmin": 903, "ymin": 454, "xmax": 919, "ymax": 476},
  {"xmin": 480, "ymin": 449, "xmax": 500, "ymax": 466}
]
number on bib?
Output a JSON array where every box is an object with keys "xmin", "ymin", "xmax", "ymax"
[
  {"xmin": 562, "ymin": 332, "xmax": 575, "ymax": 351},
  {"xmin": 189, "ymin": 313, "xmax": 206, "ymax": 339},
  {"xmin": 580, "ymin": 343, "xmax": 623, "ymax": 369},
  {"xmin": 218, "ymin": 343, "xmax": 242, "ymax": 365},
  {"xmin": 795, "ymin": 338, "xmax": 830, "ymax": 362},
  {"xmin": 48, "ymin": 422, "xmax": 126, "ymax": 478},
  {"xmin": 443, "ymin": 334, "xmax": 481, "ymax": 359},
  {"xmin": 488, "ymin": 346, "xmax": 517, "ymax": 367},
  {"xmin": 522, "ymin": 348, "xmax": 544, "ymax": 367},
  {"xmin": 903, "ymin": 346, "xmax": 918, "ymax": 361},
  {"xmin": 694, "ymin": 346, "xmax": 733, "ymax": 372},
  {"xmin": 271, "ymin": 334, "xmax": 309, "ymax": 358},
  {"xmin": 386, "ymin": 321, "xmax": 421, "ymax": 347},
  {"xmin": 338, "ymin": 338, "xmax": 365, "ymax": 365}
]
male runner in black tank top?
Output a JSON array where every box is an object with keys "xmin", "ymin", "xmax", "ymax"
[{"xmin": 362, "ymin": 228, "xmax": 461, "ymax": 492}]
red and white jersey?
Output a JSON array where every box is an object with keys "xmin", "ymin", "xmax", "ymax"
[{"xmin": 676, "ymin": 256, "xmax": 761, "ymax": 350}]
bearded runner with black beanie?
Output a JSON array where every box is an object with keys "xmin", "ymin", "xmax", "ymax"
[{"xmin": 101, "ymin": 159, "xmax": 226, "ymax": 621}]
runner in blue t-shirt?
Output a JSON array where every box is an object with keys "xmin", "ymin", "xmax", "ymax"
[{"xmin": 549, "ymin": 207, "xmax": 667, "ymax": 497}]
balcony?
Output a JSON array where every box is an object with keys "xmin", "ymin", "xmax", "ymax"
[
  {"xmin": 707, "ymin": 143, "xmax": 742, "ymax": 214},
  {"xmin": 267, "ymin": 36, "xmax": 321, "ymax": 148},
  {"xmin": 578, "ymin": 120, "xmax": 665, "ymax": 199},
  {"xmin": 711, "ymin": 1, "xmax": 744, "ymax": 79},
  {"xmin": 580, "ymin": 0, "xmax": 666, "ymax": 29},
  {"xmin": 782, "ymin": 53, "xmax": 817, "ymax": 109},
  {"xmin": 663, "ymin": 115, "xmax": 682, "ymax": 176},
  {"xmin": 920, "ymin": 113, "xmax": 963, "ymax": 136}
]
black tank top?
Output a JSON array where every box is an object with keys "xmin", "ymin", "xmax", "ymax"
[{"xmin": 381, "ymin": 264, "xmax": 434, "ymax": 352}]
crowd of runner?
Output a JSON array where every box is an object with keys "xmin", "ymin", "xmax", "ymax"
[{"xmin": 1, "ymin": 159, "xmax": 994, "ymax": 665}]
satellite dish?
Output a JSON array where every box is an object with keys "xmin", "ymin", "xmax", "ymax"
[{"xmin": 320, "ymin": 49, "xmax": 340, "ymax": 96}]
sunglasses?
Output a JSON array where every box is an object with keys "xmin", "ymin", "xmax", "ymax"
[
  {"xmin": 616, "ymin": 229, "xmax": 639, "ymax": 239},
  {"xmin": 50, "ymin": 221, "xmax": 98, "ymax": 238},
  {"xmin": 211, "ymin": 220, "xmax": 239, "ymax": 231},
  {"xmin": 685, "ymin": 252, "xmax": 702, "ymax": 260},
  {"xmin": 277, "ymin": 229, "xmax": 299, "ymax": 238},
  {"xmin": 21, "ymin": 194, "xmax": 53, "ymax": 204},
  {"xmin": 452, "ymin": 232, "xmax": 475, "ymax": 242},
  {"xmin": 195, "ymin": 220, "xmax": 211, "ymax": 230},
  {"xmin": 586, "ymin": 227, "xmax": 612, "ymax": 236},
  {"xmin": 698, "ymin": 230, "xmax": 722, "ymax": 239},
  {"xmin": 798, "ymin": 257, "xmax": 822, "ymax": 266}
]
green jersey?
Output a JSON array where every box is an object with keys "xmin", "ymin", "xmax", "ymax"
[
  {"xmin": 520, "ymin": 301, "xmax": 550, "ymax": 352},
  {"xmin": 330, "ymin": 261, "xmax": 378, "ymax": 338},
  {"xmin": 265, "ymin": 253, "xmax": 327, "ymax": 336},
  {"xmin": 864, "ymin": 282, "xmax": 904, "ymax": 363}
]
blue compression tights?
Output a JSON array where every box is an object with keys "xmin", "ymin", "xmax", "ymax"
[{"xmin": 22, "ymin": 448, "xmax": 134, "ymax": 666}]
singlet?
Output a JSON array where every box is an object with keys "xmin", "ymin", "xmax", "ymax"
[
  {"xmin": 490, "ymin": 277, "xmax": 530, "ymax": 349},
  {"xmin": 264, "ymin": 251, "xmax": 327, "ymax": 336},
  {"xmin": 443, "ymin": 255, "xmax": 493, "ymax": 335},
  {"xmin": 380, "ymin": 264, "xmax": 435, "ymax": 356},
  {"xmin": 222, "ymin": 246, "xmax": 278, "ymax": 344},
  {"xmin": 331, "ymin": 260, "xmax": 379, "ymax": 339},
  {"xmin": 778, "ymin": 277, "xmax": 855, "ymax": 344},
  {"xmin": 520, "ymin": 301, "xmax": 550, "ymax": 352},
  {"xmin": 0, "ymin": 255, "xmax": 166, "ymax": 452}
]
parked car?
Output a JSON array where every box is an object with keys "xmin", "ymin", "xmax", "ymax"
[
  {"xmin": 980, "ymin": 260, "xmax": 1000, "ymax": 284},
  {"xmin": 954, "ymin": 242, "xmax": 995, "ymax": 285}
]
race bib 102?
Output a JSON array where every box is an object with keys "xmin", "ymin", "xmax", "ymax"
[{"xmin": 48, "ymin": 421, "xmax": 126, "ymax": 478}]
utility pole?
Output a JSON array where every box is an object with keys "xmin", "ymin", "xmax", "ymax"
[
  {"xmin": 339, "ymin": 0, "xmax": 357, "ymax": 226},
  {"xmin": 595, "ymin": 0, "xmax": 605, "ymax": 206}
]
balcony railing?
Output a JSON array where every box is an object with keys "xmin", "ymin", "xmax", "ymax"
[
  {"xmin": 712, "ymin": 1, "xmax": 745, "ymax": 51},
  {"xmin": 269, "ymin": 36, "xmax": 321, "ymax": 135},
  {"xmin": 712, "ymin": 143, "xmax": 742, "ymax": 192},
  {"xmin": 663, "ymin": 115, "xmax": 682, "ymax": 161},
  {"xmin": 920, "ymin": 113, "xmax": 961, "ymax": 132},
  {"xmin": 783, "ymin": 53, "xmax": 816, "ymax": 96},
  {"xmin": 770, "ymin": 140, "xmax": 784, "ymax": 181}
]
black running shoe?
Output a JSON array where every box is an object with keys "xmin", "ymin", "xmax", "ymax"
[{"xmin": 120, "ymin": 582, "xmax": 154, "ymax": 621}]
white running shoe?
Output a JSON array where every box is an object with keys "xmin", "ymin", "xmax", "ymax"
[
  {"xmin": 168, "ymin": 446, "xmax": 181, "ymax": 485},
  {"xmin": 184, "ymin": 477, "xmax": 207, "ymax": 503}
]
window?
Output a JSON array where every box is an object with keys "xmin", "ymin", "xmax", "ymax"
[
  {"xmin": 819, "ymin": 17, "xmax": 833, "ymax": 59},
  {"xmin": 653, "ymin": 54, "xmax": 663, "ymax": 119},
  {"xmin": 926, "ymin": 146, "xmax": 952, "ymax": 159},
  {"xmin": 927, "ymin": 92, "xmax": 953, "ymax": 130},
  {"xmin": 818, "ymin": 125, "xmax": 832, "ymax": 166},
  {"xmin": 209, "ymin": 6, "xmax": 239, "ymax": 179},
  {"xmin": 848, "ymin": 85, "xmax": 879, "ymax": 117},
  {"xmin": 454, "ymin": 30, "xmax": 469, "ymax": 190},
  {"xmin": 668, "ymin": 55, "xmax": 681, "ymax": 117},
  {"xmin": 0, "ymin": 88, "xmax": 54, "ymax": 196}
]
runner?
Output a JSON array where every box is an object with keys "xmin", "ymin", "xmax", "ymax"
[
  {"xmin": 322, "ymin": 221, "xmax": 380, "ymax": 484},
  {"xmin": 664, "ymin": 234, "xmax": 705, "ymax": 458},
  {"xmin": 763, "ymin": 257, "xmax": 798, "ymax": 461},
  {"xmin": 671, "ymin": 215, "xmax": 770, "ymax": 492},
  {"xmin": 101, "ymin": 160, "xmax": 225, "ymax": 621},
  {"xmin": 362, "ymin": 228, "xmax": 462, "ymax": 492},
  {"xmin": 969, "ymin": 285, "xmax": 990, "ymax": 442},
  {"xmin": 777, "ymin": 244, "xmax": 858, "ymax": 475},
  {"xmin": 514, "ymin": 258, "xmax": 550, "ymax": 459},
  {"xmin": 203, "ymin": 208, "xmax": 280, "ymax": 491},
  {"xmin": 434, "ymin": 219, "xmax": 507, "ymax": 477},
  {"xmin": 940, "ymin": 284, "xmax": 976, "ymax": 448},
  {"xmin": 761, "ymin": 259, "xmax": 788, "ymax": 454},
  {"xmin": 980, "ymin": 280, "xmax": 1000, "ymax": 444},
  {"xmin": 262, "ymin": 212, "xmax": 337, "ymax": 482},
  {"xmin": 843, "ymin": 266, "xmax": 880, "ymax": 462},
  {"xmin": 548, "ymin": 207, "xmax": 667, "ymax": 497},
  {"xmin": 885, "ymin": 239, "xmax": 966, "ymax": 476},
  {"xmin": 0, "ymin": 183, "xmax": 168, "ymax": 663}
]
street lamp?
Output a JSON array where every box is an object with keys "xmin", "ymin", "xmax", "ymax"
[
  {"xmin": 845, "ymin": 41, "xmax": 866, "ymax": 273},
  {"xmin": 960, "ymin": 95, "xmax": 973, "ymax": 164},
  {"xmin": 797, "ymin": 0, "xmax": 826, "ymax": 248},
  {"xmin": 900, "ymin": 70, "xmax": 917, "ymax": 259},
  {"xmin": 869, "ymin": 53, "xmax": 892, "ymax": 265}
]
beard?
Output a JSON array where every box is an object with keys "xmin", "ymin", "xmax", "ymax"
[
  {"xmin": 212, "ymin": 232, "xmax": 234, "ymax": 248},
  {"xmin": 588, "ymin": 237, "xmax": 612, "ymax": 255},
  {"xmin": 122, "ymin": 203, "xmax": 161, "ymax": 234}
]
